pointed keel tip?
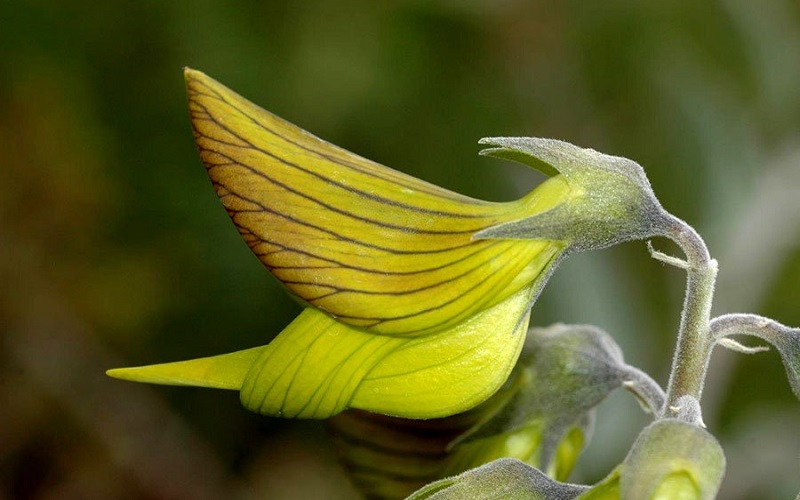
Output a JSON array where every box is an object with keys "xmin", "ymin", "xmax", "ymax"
[
  {"xmin": 106, "ymin": 366, "xmax": 139, "ymax": 381},
  {"xmin": 105, "ymin": 346, "xmax": 267, "ymax": 391},
  {"xmin": 105, "ymin": 361, "xmax": 233, "ymax": 389}
]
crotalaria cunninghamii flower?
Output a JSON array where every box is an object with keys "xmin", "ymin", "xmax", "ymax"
[{"xmin": 108, "ymin": 69, "xmax": 662, "ymax": 420}]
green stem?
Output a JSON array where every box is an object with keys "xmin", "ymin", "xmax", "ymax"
[{"xmin": 656, "ymin": 213, "xmax": 718, "ymax": 420}]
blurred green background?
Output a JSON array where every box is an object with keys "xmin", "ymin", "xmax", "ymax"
[{"xmin": 1, "ymin": 1, "xmax": 799, "ymax": 498}]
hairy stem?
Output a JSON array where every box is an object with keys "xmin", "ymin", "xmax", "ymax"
[
  {"xmin": 655, "ymin": 212, "xmax": 718, "ymax": 419},
  {"xmin": 621, "ymin": 365, "xmax": 667, "ymax": 416}
]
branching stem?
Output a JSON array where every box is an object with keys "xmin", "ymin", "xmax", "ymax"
[{"xmin": 654, "ymin": 212, "xmax": 718, "ymax": 419}]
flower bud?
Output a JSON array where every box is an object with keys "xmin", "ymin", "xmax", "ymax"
[{"xmin": 620, "ymin": 419, "xmax": 725, "ymax": 500}]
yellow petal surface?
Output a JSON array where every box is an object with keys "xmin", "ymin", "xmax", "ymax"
[
  {"xmin": 108, "ymin": 284, "xmax": 535, "ymax": 420},
  {"xmin": 185, "ymin": 69, "xmax": 568, "ymax": 335},
  {"xmin": 352, "ymin": 285, "xmax": 533, "ymax": 417},
  {"xmin": 243, "ymin": 284, "xmax": 534, "ymax": 419},
  {"xmin": 240, "ymin": 308, "xmax": 403, "ymax": 418},
  {"xmin": 106, "ymin": 346, "xmax": 264, "ymax": 390}
]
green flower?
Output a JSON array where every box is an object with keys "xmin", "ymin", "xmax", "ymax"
[
  {"xmin": 108, "ymin": 69, "xmax": 665, "ymax": 420},
  {"xmin": 619, "ymin": 417, "xmax": 725, "ymax": 500}
]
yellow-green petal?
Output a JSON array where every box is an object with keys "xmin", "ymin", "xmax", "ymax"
[
  {"xmin": 108, "ymin": 284, "xmax": 536, "ymax": 419},
  {"xmin": 106, "ymin": 346, "xmax": 264, "ymax": 390},
  {"xmin": 185, "ymin": 69, "xmax": 568, "ymax": 335},
  {"xmin": 239, "ymin": 308, "xmax": 404, "ymax": 418},
  {"xmin": 351, "ymin": 285, "xmax": 533, "ymax": 417}
]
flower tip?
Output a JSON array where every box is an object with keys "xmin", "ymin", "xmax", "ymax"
[
  {"xmin": 183, "ymin": 66, "xmax": 196, "ymax": 81},
  {"xmin": 106, "ymin": 346, "xmax": 267, "ymax": 390},
  {"xmin": 105, "ymin": 367, "xmax": 131, "ymax": 380},
  {"xmin": 105, "ymin": 364, "xmax": 197, "ymax": 386},
  {"xmin": 183, "ymin": 67, "xmax": 210, "ymax": 88}
]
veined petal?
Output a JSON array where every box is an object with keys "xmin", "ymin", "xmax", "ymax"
[
  {"xmin": 244, "ymin": 282, "xmax": 534, "ymax": 419},
  {"xmin": 352, "ymin": 285, "xmax": 533, "ymax": 417},
  {"xmin": 107, "ymin": 284, "xmax": 536, "ymax": 420},
  {"xmin": 239, "ymin": 308, "xmax": 404, "ymax": 418},
  {"xmin": 185, "ymin": 69, "xmax": 569, "ymax": 335}
]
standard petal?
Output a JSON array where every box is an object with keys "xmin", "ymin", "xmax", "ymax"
[{"xmin": 185, "ymin": 69, "xmax": 568, "ymax": 335}]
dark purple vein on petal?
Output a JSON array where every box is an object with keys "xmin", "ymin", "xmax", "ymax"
[
  {"xmin": 329, "ymin": 244, "xmax": 538, "ymax": 325},
  {"xmin": 277, "ymin": 249, "xmax": 503, "ymax": 298},
  {"xmin": 215, "ymin": 177, "xmax": 489, "ymax": 254},
  {"xmin": 198, "ymin": 139, "xmax": 488, "ymax": 239},
  {"xmin": 188, "ymin": 82, "xmax": 496, "ymax": 212},
  {"xmin": 191, "ymin": 105, "xmax": 495, "ymax": 235},
  {"xmin": 190, "ymin": 82, "xmax": 466, "ymax": 204}
]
